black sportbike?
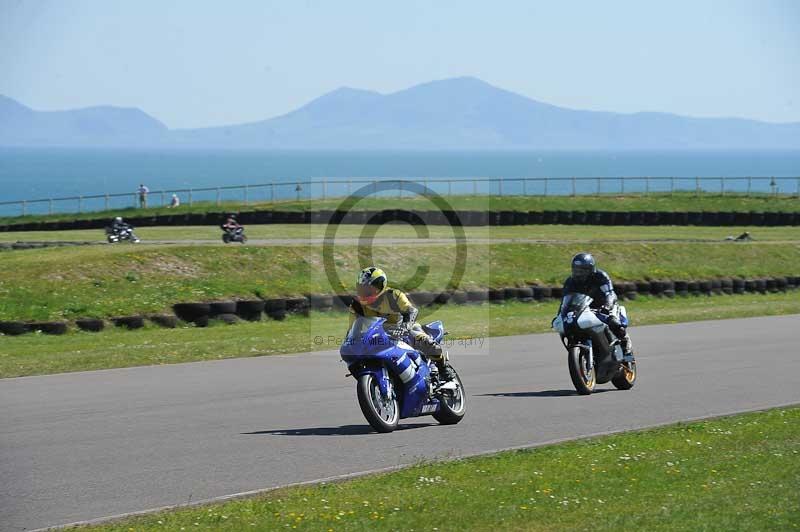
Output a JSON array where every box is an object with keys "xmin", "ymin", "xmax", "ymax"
[
  {"xmin": 552, "ymin": 293, "xmax": 636, "ymax": 395},
  {"xmin": 105, "ymin": 225, "xmax": 140, "ymax": 243},
  {"xmin": 221, "ymin": 226, "xmax": 247, "ymax": 244}
]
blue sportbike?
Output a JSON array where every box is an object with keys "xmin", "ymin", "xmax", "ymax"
[{"xmin": 341, "ymin": 316, "xmax": 467, "ymax": 433}]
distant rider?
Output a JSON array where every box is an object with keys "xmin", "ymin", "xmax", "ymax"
[
  {"xmin": 110, "ymin": 216, "xmax": 130, "ymax": 234},
  {"xmin": 350, "ymin": 267, "xmax": 456, "ymax": 381},
  {"xmin": 562, "ymin": 253, "xmax": 632, "ymax": 355},
  {"xmin": 221, "ymin": 213, "xmax": 242, "ymax": 232}
]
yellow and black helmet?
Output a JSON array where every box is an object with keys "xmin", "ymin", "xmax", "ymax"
[{"xmin": 356, "ymin": 267, "xmax": 388, "ymax": 304}]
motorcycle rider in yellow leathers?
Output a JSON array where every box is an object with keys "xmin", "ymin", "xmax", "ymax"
[{"xmin": 349, "ymin": 267, "xmax": 456, "ymax": 382}]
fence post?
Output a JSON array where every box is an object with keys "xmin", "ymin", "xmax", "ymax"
[
  {"xmin": 161, "ymin": 191, "xmax": 165, "ymax": 206},
  {"xmin": 543, "ymin": 178, "xmax": 548, "ymax": 196},
  {"xmin": 22, "ymin": 201, "xmax": 27, "ymax": 216},
  {"xmin": 78, "ymin": 196, "xmax": 83, "ymax": 213},
  {"xmin": 104, "ymin": 194, "xmax": 109, "ymax": 210},
  {"xmin": 48, "ymin": 199, "xmax": 53, "ymax": 215},
  {"xmin": 796, "ymin": 177, "xmax": 800, "ymax": 197},
  {"xmin": 621, "ymin": 177, "xmax": 625, "ymax": 194},
  {"xmin": 448, "ymin": 179, "xmax": 452, "ymax": 196},
  {"xmin": 244, "ymin": 185, "xmax": 249, "ymax": 205},
  {"xmin": 747, "ymin": 177, "xmax": 751, "ymax": 196},
  {"xmin": 720, "ymin": 177, "xmax": 725, "ymax": 196},
  {"xmin": 670, "ymin": 177, "xmax": 675, "ymax": 196},
  {"xmin": 499, "ymin": 179, "xmax": 503, "ymax": 196},
  {"xmin": 322, "ymin": 178, "xmax": 327, "ymax": 200},
  {"xmin": 596, "ymin": 177, "xmax": 601, "ymax": 196},
  {"xmin": 270, "ymin": 183, "xmax": 274, "ymax": 202},
  {"xmin": 472, "ymin": 179, "xmax": 477, "ymax": 195},
  {"xmin": 188, "ymin": 189, "xmax": 193, "ymax": 206},
  {"xmin": 572, "ymin": 176, "xmax": 576, "ymax": 196},
  {"xmin": 695, "ymin": 177, "xmax": 700, "ymax": 197},
  {"xmin": 215, "ymin": 187, "xmax": 221, "ymax": 206},
  {"xmin": 645, "ymin": 177, "xmax": 649, "ymax": 196}
]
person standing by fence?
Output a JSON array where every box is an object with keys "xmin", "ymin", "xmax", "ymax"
[
  {"xmin": 138, "ymin": 184, "xmax": 150, "ymax": 208},
  {"xmin": 169, "ymin": 194, "xmax": 180, "ymax": 208}
]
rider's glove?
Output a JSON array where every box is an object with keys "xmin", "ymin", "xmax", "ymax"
[{"xmin": 389, "ymin": 323, "xmax": 408, "ymax": 340}]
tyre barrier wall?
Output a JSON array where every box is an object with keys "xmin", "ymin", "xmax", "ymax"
[
  {"xmin": 2, "ymin": 275, "xmax": 799, "ymax": 336},
  {"xmin": 2, "ymin": 209, "xmax": 799, "ymax": 233}
]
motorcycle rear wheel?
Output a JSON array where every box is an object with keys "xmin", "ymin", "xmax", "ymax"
[
  {"xmin": 568, "ymin": 346, "xmax": 596, "ymax": 395},
  {"xmin": 612, "ymin": 360, "xmax": 637, "ymax": 390},
  {"xmin": 432, "ymin": 366, "xmax": 466, "ymax": 425},
  {"xmin": 357, "ymin": 374, "xmax": 399, "ymax": 433}
]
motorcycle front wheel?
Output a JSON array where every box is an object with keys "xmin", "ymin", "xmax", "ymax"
[
  {"xmin": 356, "ymin": 373, "xmax": 399, "ymax": 433},
  {"xmin": 222, "ymin": 234, "xmax": 231, "ymax": 244},
  {"xmin": 568, "ymin": 346, "xmax": 596, "ymax": 395},
  {"xmin": 432, "ymin": 365, "xmax": 466, "ymax": 425}
]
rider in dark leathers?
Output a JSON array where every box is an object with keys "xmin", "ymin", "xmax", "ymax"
[
  {"xmin": 110, "ymin": 216, "xmax": 130, "ymax": 233},
  {"xmin": 562, "ymin": 253, "xmax": 633, "ymax": 355},
  {"xmin": 221, "ymin": 213, "xmax": 242, "ymax": 232}
]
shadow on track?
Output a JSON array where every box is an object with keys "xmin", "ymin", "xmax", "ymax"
[
  {"xmin": 477, "ymin": 388, "xmax": 614, "ymax": 398},
  {"xmin": 242, "ymin": 423, "xmax": 436, "ymax": 436}
]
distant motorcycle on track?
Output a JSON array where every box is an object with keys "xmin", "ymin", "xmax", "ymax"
[
  {"xmin": 340, "ymin": 316, "xmax": 466, "ymax": 433},
  {"xmin": 221, "ymin": 226, "xmax": 247, "ymax": 244},
  {"xmin": 105, "ymin": 225, "xmax": 140, "ymax": 244},
  {"xmin": 552, "ymin": 293, "xmax": 637, "ymax": 394}
]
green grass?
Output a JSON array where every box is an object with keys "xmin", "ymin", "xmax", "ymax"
[
  {"xmin": 1, "ymin": 239, "xmax": 798, "ymax": 321},
  {"xmin": 3, "ymin": 192, "xmax": 799, "ymax": 227},
  {"xmin": 1, "ymin": 223, "xmax": 799, "ymax": 243},
  {"xmin": 0, "ymin": 241, "xmax": 794, "ymax": 321},
  {"xmin": 2, "ymin": 292, "xmax": 799, "ymax": 378},
  {"xmin": 85, "ymin": 406, "xmax": 800, "ymax": 531}
]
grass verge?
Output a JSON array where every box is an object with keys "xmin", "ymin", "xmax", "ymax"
[
  {"xmin": 1, "ymin": 240, "xmax": 798, "ymax": 320},
  {"xmin": 2, "ymin": 292, "xmax": 799, "ymax": 378},
  {"xmin": 1, "ymin": 224, "xmax": 798, "ymax": 243},
  {"xmin": 84, "ymin": 406, "xmax": 800, "ymax": 531},
  {"xmin": 2, "ymin": 192, "xmax": 799, "ymax": 226}
]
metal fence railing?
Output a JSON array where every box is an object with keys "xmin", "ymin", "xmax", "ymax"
[{"xmin": 1, "ymin": 176, "xmax": 798, "ymax": 217}]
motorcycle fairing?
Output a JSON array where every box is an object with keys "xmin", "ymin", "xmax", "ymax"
[{"xmin": 341, "ymin": 316, "xmax": 441, "ymax": 419}]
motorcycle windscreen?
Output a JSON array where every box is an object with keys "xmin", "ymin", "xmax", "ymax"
[
  {"xmin": 341, "ymin": 316, "xmax": 392, "ymax": 356},
  {"xmin": 560, "ymin": 293, "xmax": 593, "ymax": 316}
]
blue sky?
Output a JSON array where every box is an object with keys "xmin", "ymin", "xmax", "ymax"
[{"xmin": 1, "ymin": 0, "xmax": 798, "ymax": 128}]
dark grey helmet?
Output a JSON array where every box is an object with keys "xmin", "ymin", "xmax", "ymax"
[{"xmin": 571, "ymin": 252, "xmax": 596, "ymax": 282}]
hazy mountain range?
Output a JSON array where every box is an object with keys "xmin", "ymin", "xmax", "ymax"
[{"xmin": 2, "ymin": 77, "xmax": 799, "ymax": 149}]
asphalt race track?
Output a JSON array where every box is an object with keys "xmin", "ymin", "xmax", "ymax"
[{"xmin": 2, "ymin": 315, "xmax": 799, "ymax": 530}]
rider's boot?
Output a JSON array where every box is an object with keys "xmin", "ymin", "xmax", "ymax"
[
  {"xmin": 606, "ymin": 316, "xmax": 632, "ymax": 356},
  {"xmin": 437, "ymin": 362, "xmax": 457, "ymax": 383},
  {"xmin": 416, "ymin": 336, "xmax": 456, "ymax": 383},
  {"xmin": 430, "ymin": 344, "xmax": 457, "ymax": 383},
  {"xmin": 621, "ymin": 334, "xmax": 633, "ymax": 356}
]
